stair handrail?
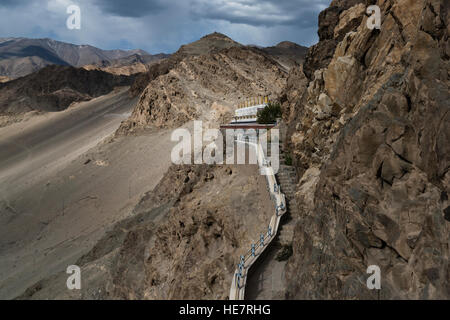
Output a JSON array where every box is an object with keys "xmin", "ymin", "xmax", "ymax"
[{"xmin": 229, "ymin": 138, "xmax": 287, "ymax": 300}]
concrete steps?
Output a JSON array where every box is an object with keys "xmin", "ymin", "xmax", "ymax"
[
  {"xmin": 261, "ymin": 140, "xmax": 298, "ymax": 246},
  {"xmin": 274, "ymin": 147, "xmax": 298, "ymax": 246},
  {"xmin": 278, "ymin": 223, "xmax": 295, "ymax": 244}
]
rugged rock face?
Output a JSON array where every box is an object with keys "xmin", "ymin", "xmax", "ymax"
[
  {"xmin": 19, "ymin": 164, "xmax": 274, "ymax": 300},
  {"xmin": 0, "ymin": 65, "xmax": 133, "ymax": 115},
  {"xmin": 303, "ymin": 0, "xmax": 367, "ymax": 80},
  {"xmin": 282, "ymin": 0, "xmax": 449, "ymax": 299},
  {"xmin": 120, "ymin": 33, "xmax": 289, "ymax": 131}
]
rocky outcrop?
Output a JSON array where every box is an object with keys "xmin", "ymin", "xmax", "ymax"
[
  {"xmin": 282, "ymin": 0, "xmax": 449, "ymax": 299},
  {"xmin": 142, "ymin": 165, "xmax": 275, "ymax": 299},
  {"xmin": 0, "ymin": 65, "xmax": 133, "ymax": 115},
  {"xmin": 303, "ymin": 0, "xmax": 366, "ymax": 80}
]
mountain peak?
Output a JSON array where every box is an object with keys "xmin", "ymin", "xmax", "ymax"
[
  {"xmin": 275, "ymin": 41, "xmax": 303, "ymax": 49},
  {"xmin": 176, "ymin": 32, "xmax": 241, "ymax": 57},
  {"xmin": 200, "ymin": 32, "xmax": 232, "ymax": 41}
]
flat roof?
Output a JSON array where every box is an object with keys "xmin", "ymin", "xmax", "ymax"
[{"xmin": 219, "ymin": 123, "xmax": 275, "ymax": 129}]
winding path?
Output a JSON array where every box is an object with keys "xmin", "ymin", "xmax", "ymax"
[{"xmin": 229, "ymin": 139, "xmax": 287, "ymax": 300}]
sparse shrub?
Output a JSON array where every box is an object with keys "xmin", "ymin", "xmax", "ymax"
[
  {"xmin": 285, "ymin": 153, "xmax": 292, "ymax": 166},
  {"xmin": 276, "ymin": 244, "xmax": 293, "ymax": 261}
]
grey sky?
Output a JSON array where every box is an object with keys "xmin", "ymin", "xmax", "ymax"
[{"xmin": 0, "ymin": 0, "xmax": 331, "ymax": 53}]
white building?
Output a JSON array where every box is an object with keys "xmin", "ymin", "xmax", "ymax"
[{"xmin": 232, "ymin": 97, "xmax": 269, "ymax": 123}]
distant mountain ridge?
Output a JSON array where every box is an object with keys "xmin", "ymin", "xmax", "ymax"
[
  {"xmin": 0, "ymin": 37, "xmax": 166, "ymax": 79},
  {"xmin": 0, "ymin": 65, "xmax": 134, "ymax": 116},
  {"xmin": 247, "ymin": 41, "xmax": 308, "ymax": 69},
  {"xmin": 260, "ymin": 41, "xmax": 308, "ymax": 69},
  {"xmin": 83, "ymin": 52, "xmax": 170, "ymax": 76}
]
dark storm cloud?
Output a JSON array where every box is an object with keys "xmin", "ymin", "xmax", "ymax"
[
  {"xmin": 0, "ymin": 0, "xmax": 331, "ymax": 53},
  {"xmin": 93, "ymin": 0, "xmax": 167, "ymax": 17},
  {"xmin": 0, "ymin": 0, "xmax": 28, "ymax": 7},
  {"xmin": 190, "ymin": 0, "xmax": 330, "ymax": 28}
]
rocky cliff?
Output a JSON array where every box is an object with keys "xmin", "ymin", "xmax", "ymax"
[{"xmin": 281, "ymin": 0, "xmax": 449, "ymax": 299}]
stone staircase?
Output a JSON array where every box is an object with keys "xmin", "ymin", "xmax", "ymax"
[
  {"xmin": 229, "ymin": 139, "xmax": 288, "ymax": 300},
  {"xmin": 275, "ymin": 148, "xmax": 298, "ymax": 246}
]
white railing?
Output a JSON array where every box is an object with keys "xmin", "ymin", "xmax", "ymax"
[{"xmin": 229, "ymin": 138, "xmax": 286, "ymax": 300}]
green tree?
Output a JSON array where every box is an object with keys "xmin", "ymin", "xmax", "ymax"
[{"xmin": 257, "ymin": 102, "xmax": 282, "ymax": 124}]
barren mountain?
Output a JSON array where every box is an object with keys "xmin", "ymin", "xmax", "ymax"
[
  {"xmin": 0, "ymin": 37, "xmax": 160, "ymax": 79},
  {"xmin": 280, "ymin": 0, "xmax": 449, "ymax": 299},
  {"xmin": 0, "ymin": 65, "xmax": 134, "ymax": 115},
  {"xmin": 121, "ymin": 32, "xmax": 289, "ymax": 132}
]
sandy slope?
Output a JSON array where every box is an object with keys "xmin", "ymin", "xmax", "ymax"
[{"xmin": 0, "ymin": 88, "xmax": 176, "ymax": 299}]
